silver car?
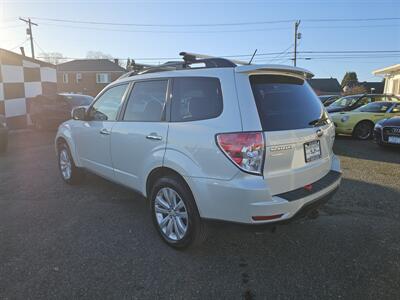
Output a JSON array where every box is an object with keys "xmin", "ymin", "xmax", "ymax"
[{"xmin": 55, "ymin": 53, "xmax": 341, "ymax": 248}]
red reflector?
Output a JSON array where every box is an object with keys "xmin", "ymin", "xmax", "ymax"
[
  {"xmin": 252, "ymin": 214, "xmax": 284, "ymax": 221},
  {"xmin": 304, "ymin": 184, "xmax": 313, "ymax": 191}
]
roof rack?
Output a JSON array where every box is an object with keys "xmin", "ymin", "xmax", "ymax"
[{"xmin": 123, "ymin": 52, "xmax": 250, "ymax": 77}]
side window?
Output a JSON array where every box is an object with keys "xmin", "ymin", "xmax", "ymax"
[
  {"xmin": 89, "ymin": 84, "xmax": 128, "ymax": 121},
  {"xmin": 171, "ymin": 77, "xmax": 223, "ymax": 122},
  {"xmin": 358, "ymin": 96, "xmax": 371, "ymax": 106},
  {"xmin": 123, "ymin": 80, "xmax": 168, "ymax": 122}
]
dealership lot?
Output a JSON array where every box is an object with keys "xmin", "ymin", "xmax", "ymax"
[{"xmin": 0, "ymin": 131, "xmax": 399, "ymax": 299}]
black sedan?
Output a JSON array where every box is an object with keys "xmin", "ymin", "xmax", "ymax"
[
  {"xmin": 319, "ymin": 95, "xmax": 341, "ymax": 107},
  {"xmin": 327, "ymin": 94, "xmax": 399, "ymax": 113},
  {"xmin": 30, "ymin": 93, "xmax": 93, "ymax": 130},
  {"xmin": 0, "ymin": 114, "xmax": 8, "ymax": 153},
  {"xmin": 374, "ymin": 116, "xmax": 400, "ymax": 147}
]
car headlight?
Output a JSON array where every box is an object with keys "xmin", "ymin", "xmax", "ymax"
[
  {"xmin": 340, "ymin": 115, "xmax": 349, "ymax": 122},
  {"xmin": 374, "ymin": 121, "xmax": 385, "ymax": 130}
]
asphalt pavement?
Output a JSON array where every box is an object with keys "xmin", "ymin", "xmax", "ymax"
[{"xmin": 0, "ymin": 131, "xmax": 399, "ymax": 299}]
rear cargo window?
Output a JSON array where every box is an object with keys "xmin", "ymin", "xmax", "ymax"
[{"xmin": 250, "ymin": 75, "xmax": 324, "ymax": 131}]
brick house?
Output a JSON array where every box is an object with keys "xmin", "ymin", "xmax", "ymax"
[
  {"xmin": 0, "ymin": 48, "xmax": 57, "ymax": 129},
  {"xmin": 57, "ymin": 59, "xmax": 126, "ymax": 97}
]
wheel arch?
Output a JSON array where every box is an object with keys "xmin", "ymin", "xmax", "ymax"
[
  {"xmin": 146, "ymin": 167, "xmax": 192, "ymax": 199},
  {"xmin": 55, "ymin": 126, "xmax": 82, "ymax": 167}
]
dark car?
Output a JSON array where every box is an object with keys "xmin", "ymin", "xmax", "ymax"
[
  {"xmin": 319, "ymin": 95, "xmax": 341, "ymax": 107},
  {"xmin": 374, "ymin": 114, "xmax": 400, "ymax": 147},
  {"xmin": 30, "ymin": 93, "xmax": 93, "ymax": 129},
  {"xmin": 327, "ymin": 94, "xmax": 399, "ymax": 113},
  {"xmin": 0, "ymin": 114, "xmax": 8, "ymax": 153}
]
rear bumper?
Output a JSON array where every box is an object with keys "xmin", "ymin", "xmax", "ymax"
[{"xmin": 187, "ymin": 155, "xmax": 341, "ymax": 224}]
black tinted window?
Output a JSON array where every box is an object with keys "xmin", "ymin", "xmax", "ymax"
[
  {"xmin": 250, "ymin": 75, "xmax": 324, "ymax": 131},
  {"xmin": 89, "ymin": 84, "xmax": 128, "ymax": 121},
  {"xmin": 171, "ymin": 77, "xmax": 223, "ymax": 122},
  {"xmin": 123, "ymin": 80, "xmax": 168, "ymax": 122}
]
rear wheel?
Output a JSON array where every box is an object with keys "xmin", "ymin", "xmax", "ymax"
[
  {"xmin": 150, "ymin": 176, "xmax": 207, "ymax": 249},
  {"xmin": 353, "ymin": 121, "xmax": 374, "ymax": 140},
  {"xmin": 58, "ymin": 142, "xmax": 84, "ymax": 184}
]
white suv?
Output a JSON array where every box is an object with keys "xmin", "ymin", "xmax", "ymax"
[{"xmin": 55, "ymin": 53, "xmax": 341, "ymax": 248}]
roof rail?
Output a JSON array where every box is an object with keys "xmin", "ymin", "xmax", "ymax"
[
  {"xmin": 120, "ymin": 51, "xmax": 251, "ymax": 78},
  {"xmin": 180, "ymin": 52, "xmax": 249, "ymax": 66}
]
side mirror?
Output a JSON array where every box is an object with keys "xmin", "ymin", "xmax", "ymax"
[{"xmin": 72, "ymin": 106, "xmax": 87, "ymax": 120}]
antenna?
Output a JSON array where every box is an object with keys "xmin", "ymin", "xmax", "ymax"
[{"xmin": 248, "ymin": 49, "xmax": 257, "ymax": 65}]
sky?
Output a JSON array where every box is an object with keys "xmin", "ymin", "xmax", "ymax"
[{"xmin": 0, "ymin": 0, "xmax": 399, "ymax": 82}]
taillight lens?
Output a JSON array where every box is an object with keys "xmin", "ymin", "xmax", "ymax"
[{"xmin": 216, "ymin": 132, "xmax": 265, "ymax": 175}]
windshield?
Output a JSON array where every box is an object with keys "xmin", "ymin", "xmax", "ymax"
[
  {"xmin": 63, "ymin": 95, "xmax": 94, "ymax": 107},
  {"xmin": 250, "ymin": 75, "xmax": 324, "ymax": 131},
  {"xmin": 330, "ymin": 96, "xmax": 359, "ymax": 108}
]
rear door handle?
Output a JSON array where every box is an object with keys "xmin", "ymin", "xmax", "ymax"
[
  {"xmin": 99, "ymin": 128, "xmax": 111, "ymax": 135},
  {"xmin": 146, "ymin": 134, "xmax": 162, "ymax": 141}
]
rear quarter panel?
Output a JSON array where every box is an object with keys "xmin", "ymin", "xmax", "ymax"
[{"xmin": 164, "ymin": 68, "xmax": 242, "ymax": 180}]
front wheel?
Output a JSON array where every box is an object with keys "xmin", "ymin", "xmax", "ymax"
[
  {"xmin": 353, "ymin": 121, "xmax": 374, "ymax": 140},
  {"xmin": 58, "ymin": 143, "xmax": 84, "ymax": 184},
  {"xmin": 150, "ymin": 176, "xmax": 207, "ymax": 249}
]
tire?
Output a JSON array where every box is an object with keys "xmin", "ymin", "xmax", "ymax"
[
  {"xmin": 57, "ymin": 142, "xmax": 84, "ymax": 184},
  {"xmin": 353, "ymin": 121, "xmax": 374, "ymax": 140},
  {"xmin": 150, "ymin": 175, "xmax": 207, "ymax": 249}
]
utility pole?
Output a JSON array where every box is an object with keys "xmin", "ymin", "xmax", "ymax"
[
  {"xmin": 293, "ymin": 20, "xmax": 301, "ymax": 66},
  {"xmin": 19, "ymin": 17, "xmax": 38, "ymax": 59}
]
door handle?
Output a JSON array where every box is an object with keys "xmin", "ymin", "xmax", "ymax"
[
  {"xmin": 99, "ymin": 128, "xmax": 111, "ymax": 135},
  {"xmin": 146, "ymin": 134, "xmax": 162, "ymax": 141}
]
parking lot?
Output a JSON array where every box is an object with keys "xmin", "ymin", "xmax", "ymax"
[{"xmin": 0, "ymin": 130, "xmax": 399, "ymax": 299}]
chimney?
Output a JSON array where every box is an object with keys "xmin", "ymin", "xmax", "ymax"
[
  {"xmin": 20, "ymin": 47, "xmax": 26, "ymax": 56},
  {"xmin": 114, "ymin": 59, "xmax": 119, "ymax": 65}
]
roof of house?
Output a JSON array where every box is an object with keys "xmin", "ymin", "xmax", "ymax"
[
  {"xmin": 0, "ymin": 48, "xmax": 56, "ymax": 68},
  {"xmin": 307, "ymin": 78, "xmax": 342, "ymax": 93},
  {"xmin": 373, "ymin": 64, "xmax": 400, "ymax": 75},
  {"xmin": 359, "ymin": 81, "xmax": 384, "ymax": 93},
  {"xmin": 56, "ymin": 59, "xmax": 126, "ymax": 72}
]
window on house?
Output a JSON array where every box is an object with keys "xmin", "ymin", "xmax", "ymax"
[
  {"xmin": 96, "ymin": 73, "xmax": 111, "ymax": 84},
  {"xmin": 76, "ymin": 73, "xmax": 82, "ymax": 84},
  {"xmin": 63, "ymin": 73, "xmax": 68, "ymax": 83}
]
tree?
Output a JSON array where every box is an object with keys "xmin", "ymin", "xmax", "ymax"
[
  {"xmin": 86, "ymin": 51, "xmax": 113, "ymax": 59},
  {"xmin": 341, "ymin": 72, "xmax": 359, "ymax": 89},
  {"xmin": 39, "ymin": 52, "xmax": 64, "ymax": 65}
]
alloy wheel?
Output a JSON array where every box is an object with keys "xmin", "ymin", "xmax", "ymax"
[
  {"xmin": 59, "ymin": 149, "xmax": 72, "ymax": 180},
  {"xmin": 154, "ymin": 187, "xmax": 188, "ymax": 241}
]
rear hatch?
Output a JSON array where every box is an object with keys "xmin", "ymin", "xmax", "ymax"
[{"xmin": 249, "ymin": 74, "xmax": 335, "ymax": 195}]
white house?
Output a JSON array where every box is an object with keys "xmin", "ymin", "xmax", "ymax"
[{"xmin": 372, "ymin": 64, "xmax": 400, "ymax": 96}]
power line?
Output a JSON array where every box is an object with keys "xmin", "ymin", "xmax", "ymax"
[
  {"xmin": 29, "ymin": 16, "xmax": 400, "ymax": 28},
  {"xmin": 38, "ymin": 22, "xmax": 292, "ymax": 33},
  {"xmin": 8, "ymin": 38, "xmax": 29, "ymax": 51}
]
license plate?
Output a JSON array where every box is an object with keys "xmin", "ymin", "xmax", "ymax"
[
  {"xmin": 304, "ymin": 140, "xmax": 321, "ymax": 163},
  {"xmin": 388, "ymin": 136, "xmax": 400, "ymax": 144}
]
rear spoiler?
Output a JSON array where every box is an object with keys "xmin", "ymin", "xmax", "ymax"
[{"xmin": 235, "ymin": 64, "xmax": 314, "ymax": 79}]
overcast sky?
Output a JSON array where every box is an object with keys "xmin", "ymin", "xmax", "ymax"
[{"xmin": 1, "ymin": 0, "xmax": 399, "ymax": 81}]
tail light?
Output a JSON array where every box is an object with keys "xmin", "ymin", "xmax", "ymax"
[{"xmin": 216, "ymin": 132, "xmax": 265, "ymax": 175}]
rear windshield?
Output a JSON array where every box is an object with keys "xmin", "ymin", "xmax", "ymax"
[{"xmin": 250, "ymin": 75, "xmax": 324, "ymax": 131}]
